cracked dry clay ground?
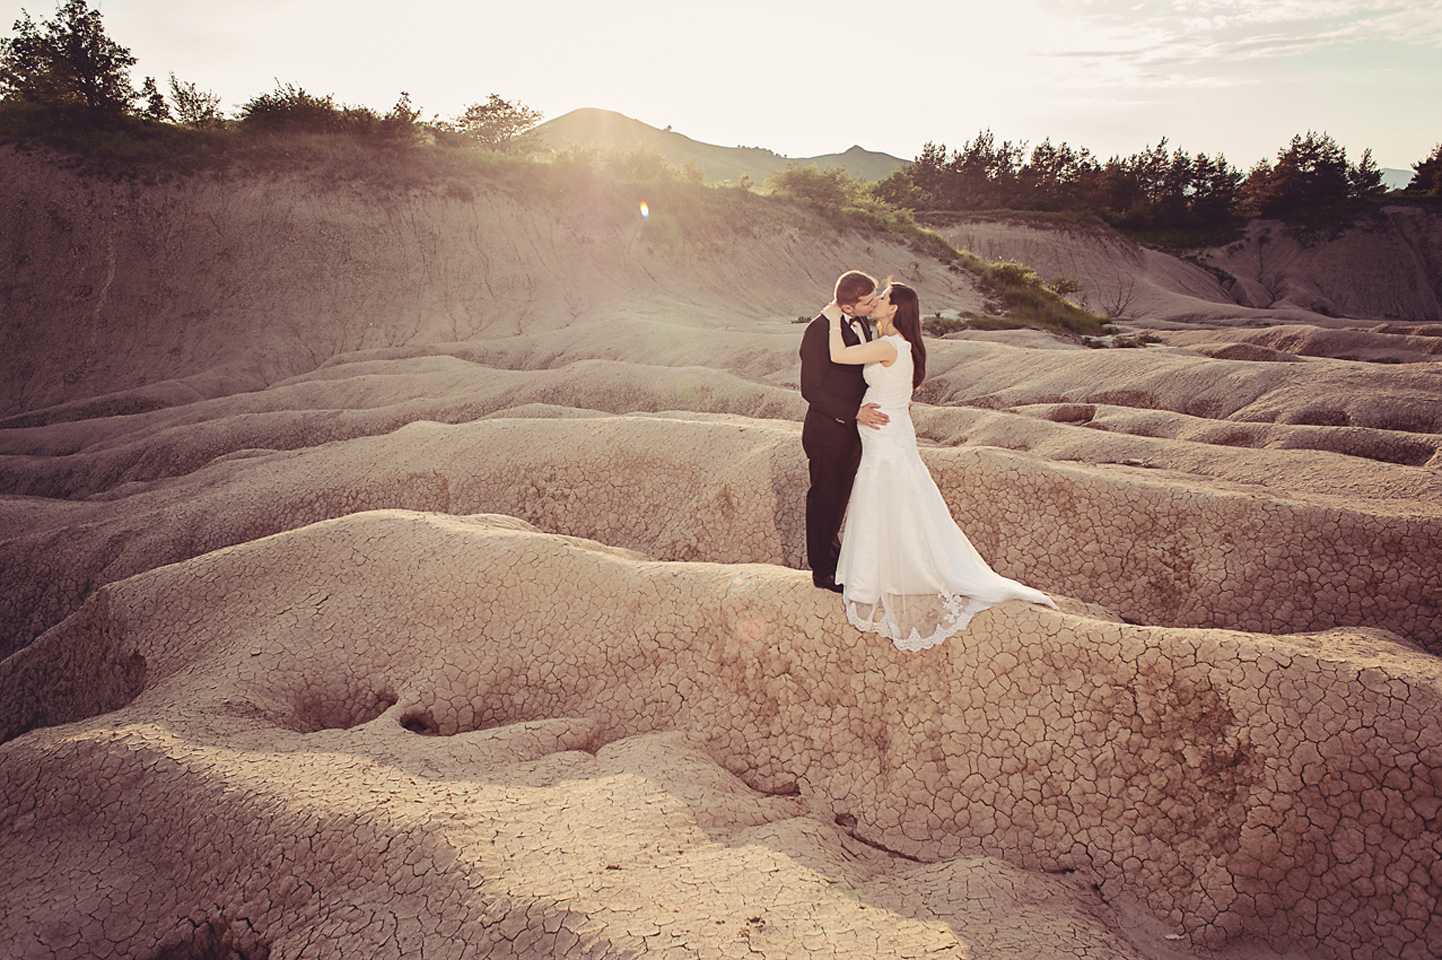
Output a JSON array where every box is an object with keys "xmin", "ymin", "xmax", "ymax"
[{"xmin": 3, "ymin": 511, "xmax": 1439, "ymax": 959}]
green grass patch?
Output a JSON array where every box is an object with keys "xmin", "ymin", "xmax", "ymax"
[
  {"xmin": 1083, "ymin": 333, "xmax": 1161, "ymax": 348},
  {"xmin": 922, "ymin": 317, "xmax": 970, "ymax": 336},
  {"xmin": 961, "ymin": 315, "xmax": 1030, "ymax": 331},
  {"xmin": 974, "ymin": 261, "xmax": 1109, "ymax": 336}
]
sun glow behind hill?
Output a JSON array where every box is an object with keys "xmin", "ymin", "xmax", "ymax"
[{"xmin": 534, "ymin": 107, "xmax": 906, "ymax": 184}]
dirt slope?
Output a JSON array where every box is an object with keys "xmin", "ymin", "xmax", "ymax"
[
  {"xmin": 1193, "ymin": 210, "xmax": 1442, "ymax": 322},
  {"xmin": 0, "ymin": 144, "xmax": 979, "ymax": 419},
  {"xmin": 925, "ymin": 208, "xmax": 1442, "ymax": 327}
]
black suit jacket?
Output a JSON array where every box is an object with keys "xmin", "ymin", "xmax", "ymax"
[{"xmin": 799, "ymin": 314, "xmax": 868, "ymax": 448}]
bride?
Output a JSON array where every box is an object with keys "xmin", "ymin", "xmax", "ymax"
[{"xmin": 823, "ymin": 280, "xmax": 1057, "ymax": 651}]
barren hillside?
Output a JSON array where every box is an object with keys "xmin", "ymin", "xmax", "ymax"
[
  {"xmin": 2, "ymin": 144, "xmax": 1439, "ymax": 960},
  {"xmin": 926, "ymin": 208, "xmax": 1442, "ymax": 329},
  {"xmin": 0, "ymin": 144, "xmax": 978, "ymax": 418}
]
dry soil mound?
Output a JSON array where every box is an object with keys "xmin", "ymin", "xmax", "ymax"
[
  {"xmin": 3, "ymin": 400, "xmax": 1439, "ymax": 671},
  {"xmin": 2, "ymin": 511, "xmax": 1438, "ymax": 959}
]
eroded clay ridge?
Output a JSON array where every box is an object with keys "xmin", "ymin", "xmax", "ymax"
[
  {"xmin": 4, "ymin": 343, "xmax": 1441, "ymax": 496},
  {"xmin": 2, "ymin": 511, "xmax": 1438, "ymax": 959},
  {"xmin": 4, "ymin": 410, "xmax": 1439, "ymax": 672}
]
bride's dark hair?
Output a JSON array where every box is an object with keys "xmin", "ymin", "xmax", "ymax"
[{"xmin": 885, "ymin": 280, "xmax": 927, "ymax": 388}]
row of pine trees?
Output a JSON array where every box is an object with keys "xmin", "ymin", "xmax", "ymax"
[{"xmin": 876, "ymin": 131, "xmax": 1441, "ymax": 229}]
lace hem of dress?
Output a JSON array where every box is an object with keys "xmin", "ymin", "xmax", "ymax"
[{"xmin": 844, "ymin": 592, "xmax": 994, "ymax": 652}]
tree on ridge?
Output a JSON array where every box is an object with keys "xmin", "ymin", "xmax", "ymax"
[
  {"xmin": 1240, "ymin": 131, "xmax": 1398, "ymax": 214},
  {"xmin": 1406, "ymin": 143, "xmax": 1442, "ymax": 196},
  {"xmin": 0, "ymin": 0, "xmax": 136, "ymax": 114},
  {"xmin": 440, "ymin": 94, "xmax": 544, "ymax": 153},
  {"xmin": 168, "ymin": 73, "xmax": 223, "ymax": 127}
]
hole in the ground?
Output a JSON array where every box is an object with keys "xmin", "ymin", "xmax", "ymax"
[
  {"xmin": 393, "ymin": 710, "xmax": 604, "ymax": 752},
  {"xmin": 400, "ymin": 710, "xmax": 440, "ymax": 735},
  {"xmin": 1046, "ymin": 403, "xmax": 1095, "ymax": 424},
  {"xmin": 832, "ymin": 818, "xmax": 924, "ymax": 862},
  {"xmin": 289, "ymin": 690, "xmax": 396, "ymax": 733}
]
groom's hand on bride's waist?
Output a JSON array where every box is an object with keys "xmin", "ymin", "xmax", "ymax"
[{"xmin": 856, "ymin": 403, "xmax": 888, "ymax": 429}]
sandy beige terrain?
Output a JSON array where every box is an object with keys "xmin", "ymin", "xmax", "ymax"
[
  {"xmin": 5, "ymin": 509, "xmax": 1439, "ymax": 960},
  {"xmin": 2, "ymin": 144, "xmax": 1439, "ymax": 960}
]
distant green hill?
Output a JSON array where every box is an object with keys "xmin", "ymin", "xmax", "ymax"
[{"xmin": 533, "ymin": 108, "xmax": 905, "ymax": 184}]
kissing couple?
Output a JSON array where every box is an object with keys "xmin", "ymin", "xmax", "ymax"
[{"xmin": 799, "ymin": 270, "xmax": 1056, "ymax": 651}]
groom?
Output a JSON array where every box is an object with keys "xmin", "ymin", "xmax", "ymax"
[{"xmin": 799, "ymin": 269, "xmax": 889, "ymax": 593}]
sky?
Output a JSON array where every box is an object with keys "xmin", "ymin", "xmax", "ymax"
[{"xmin": 5, "ymin": 0, "xmax": 1440, "ymax": 171}]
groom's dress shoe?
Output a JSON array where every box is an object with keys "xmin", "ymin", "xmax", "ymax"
[{"xmin": 813, "ymin": 577, "xmax": 844, "ymax": 594}]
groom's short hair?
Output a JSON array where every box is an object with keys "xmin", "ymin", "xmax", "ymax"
[{"xmin": 834, "ymin": 270, "xmax": 877, "ymax": 307}]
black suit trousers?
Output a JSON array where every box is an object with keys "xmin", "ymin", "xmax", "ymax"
[{"xmin": 802, "ymin": 417, "xmax": 862, "ymax": 582}]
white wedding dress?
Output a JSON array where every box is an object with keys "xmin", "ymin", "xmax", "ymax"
[{"xmin": 835, "ymin": 333, "xmax": 1057, "ymax": 651}]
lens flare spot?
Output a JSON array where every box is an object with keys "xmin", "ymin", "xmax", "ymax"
[
  {"xmin": 639, "ymin": 201, "xmax": 650, "ymax": 219},
  {"xmin": 736, "ymin": 617, "xmax": 770, "ymax": 644}
]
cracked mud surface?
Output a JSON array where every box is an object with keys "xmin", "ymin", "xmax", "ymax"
[{"xmin": 4, "ymin": 512, "xmax": 1439, "ymax": 959}]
